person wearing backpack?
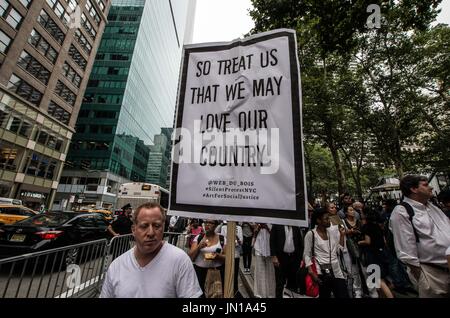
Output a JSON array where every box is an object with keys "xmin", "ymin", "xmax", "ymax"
[
  {"xmin": 390, "ymin": 175, "xmax": 450, "ymax": 298},
  {"xmin": 303, "ymin": 208, "xmax": 349, "ymax": 298},
  {"xmin": 382, "ymin": 199, "xmax": 415, "ymax": 295}
]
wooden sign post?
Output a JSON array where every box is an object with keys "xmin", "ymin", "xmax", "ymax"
[{"xmin": 224, "ymin": 221, "xmax": 236, "ymax": 298}]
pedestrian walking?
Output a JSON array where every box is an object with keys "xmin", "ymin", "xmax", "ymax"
[
  {"xmin": 390, "ymin": 175, "xmax": 450, "ymax": 298},
  {"xmin": 303, "ymin": 208, "xmax": 349, "ymax": 298},
  {"xmin": 188, "ymin": 219, "xmax": 226, "ymax": 297},
  {"xmin": 241, "ymin": 222, "xmax": 254, "ymax": 273},
  {"xmin": 253, "ymin": 223, "xmax": 276, "ymax": 298},
  {"xmin": 270, "ymin": 224, "xmax": 304, "ymax": 298},
  {"xmin": 100, "ymin": 202, "xmax": 202, "ymax": 298}
]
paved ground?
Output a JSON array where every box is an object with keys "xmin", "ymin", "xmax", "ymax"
[{"xmin": 237, "ymin": 256, "xmax": 417, "ymax": 299}]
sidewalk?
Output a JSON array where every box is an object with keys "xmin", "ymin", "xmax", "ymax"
[{"xmin": 238, "ymin": 258, "xmax": 255, "ymax": 298}]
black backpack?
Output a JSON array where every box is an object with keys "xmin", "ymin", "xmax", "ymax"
[{"xmin": 386, "ymin": 202, "xmax": 419, "ymax": 254}]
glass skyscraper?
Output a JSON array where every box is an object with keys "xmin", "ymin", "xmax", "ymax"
[{"xmin": 55, "ymin": 0, "xmax": 196, "ymax": 210}]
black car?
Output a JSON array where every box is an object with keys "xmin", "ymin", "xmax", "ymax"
[{"xmin": 0, "ymin": 211, "xmax": 111, "ymax": 259}]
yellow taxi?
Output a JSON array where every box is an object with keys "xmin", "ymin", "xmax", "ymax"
[
  {"xmin": 0, "ymin": 204, "xmax": 39, "ymax": 225},
  {"xmin": 79, "ymin": 208, "xmax": 113, "ymax": 221}
]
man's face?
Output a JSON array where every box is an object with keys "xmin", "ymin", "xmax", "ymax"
[
  {"xmin": 125, "ymin": 208, "xmax": 132, "ymax": 216},
  {"xmin": 412, "ymin": 181, "xmax": 433, "ymax": 200},
  {"xmin": 132, "ymin": 207, "xmax": 164, "ymax": 255}
]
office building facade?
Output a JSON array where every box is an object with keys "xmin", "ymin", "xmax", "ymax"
[
  {"xmin": 54, "ymin": 0, "xmax": 195, "ymax": 210},
  {"xmin": 0, "ymin": 0, "xmax": 110, "ymax": 209}
]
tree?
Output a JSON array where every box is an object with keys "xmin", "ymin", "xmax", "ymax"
[
  {"xmin": 352, "ymin": 10, "xmax": 448, "ymax": 177},
  {"xmin": 304, "ymin": 141, "xmax": 338, "ymax": 202},
  {"xmin": 249, "ymin": 0, "xmax": 446, "ymax": 198}
]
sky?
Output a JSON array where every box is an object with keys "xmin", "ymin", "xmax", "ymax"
[
  {"xmin": 192, "ymin": 0, "xmax": 254, "ymax": 43},
  {"xmin": 192, "ymin": 0, "xmax": 449, "ymax": 44}
]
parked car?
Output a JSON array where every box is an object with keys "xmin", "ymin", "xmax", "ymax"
[
  {"xmin": 0, "ymin": 204, "xmax": 38, "ymax": 225},
  {"xmin": 0, "ymin": 211, "xmax": 111, "ymax": 259}
]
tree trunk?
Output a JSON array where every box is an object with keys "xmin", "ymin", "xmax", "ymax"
[
  {"xmin": 394, "ymin": 160, "xmax": 404, "ymax": 179},
  {"xmin": 393, "ymin": 128, "xmax": 404, "ymax": 178},
  {"xmin": 355, "ymin": 167, "xmax": 363, "ymax": 201},
  {"xmin": 329, "ymin": 141, "xmax": 347, "ymax": 195},
  {"xmin": 305, "ymin": 147, "xmax": 314, "ymax": 203}
]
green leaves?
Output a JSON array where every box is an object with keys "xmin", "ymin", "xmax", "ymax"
[{"xmin": 249, "ymin": 0, "xmax": 448, "ymax": 198}]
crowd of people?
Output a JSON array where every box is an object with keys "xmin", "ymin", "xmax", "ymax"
[{"xmin": 100, "ymin": 175, "xmax": 450, "ymax": 298}]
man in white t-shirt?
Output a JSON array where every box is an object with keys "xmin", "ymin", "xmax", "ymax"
[{"xmin": 100, "ymin": 202, "xmax": 202, "ymax": 298}]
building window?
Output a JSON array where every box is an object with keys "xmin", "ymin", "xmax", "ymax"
[
  {"xmin": 7, "ymin": 74, "xmax": 43, "ymax": 106},
  {"xmin": 0, "ymin": 143, "xmax": 19, "ymax": 171},
  {"xmin": 62, "ymin": 62, "xmax": 82, "ymax": 87},
  {"xmin": 48, "ymin": 100, "xmax": 70, "ymax": 124},
  {"xmin": 95, "ymin": 111, "xmax": 116, "ymax": 118},
  {"xmin": 67, "ymin": 0, "xmax": 77, "ymax": 11},
  {"xmin": 111, "ymin": 54, "xmax": 129, "ymax": 61},
  {"xmin": 37, "ymin": 9, "xmax": 65, "ymax": 44},
  {"xmin": 75, "ymin": 123, "xmax": 85, "ymax": 133},
  {"xmin": 17, "ymin": 51, "xmax": 51, "ymax": 85},
  {"xmin": 37, "ymin": 130, "xmax": 49, "ymax": 145},
  {"xmin": 46, "ymin": 159, "xmax": 57, "ymax": 179},
  {"xmin": 85, "ymin": 0, "xmax": 100, "ymax": 25},
  {"xmin": 19, "ymin": 0, "xmax": 31, "ymax": 9},
  {"xmin": 18, "ymin": 120, "xmax": 32, "ymax": 137},
  {"xmin": 95, "ymin": 0, "xmax": 105, "ymax": 12},
  {"xmin": 55, "ymin": 80, "xmax": 76, "ymax": 106},
  {"xmin": 87, "ymin": 79, "xmax": 98, "ymax": 87},
  {"xmin": 0, "ymin": 29, "xmax": 11, "ymax": 54},
  {"xmin": 46, "ymin": 0, "xmax": 71, "ymax": 27},
  {"xmin": 68, "ymin": 44, "xmax": 87, "ymax": 70},
  {"xmin": 78, "ymin": 109, "xmax": 89, "ymax": 117},
  {"xmin": 5, "ymin": 115, "xmax": 21, "ymax": 134},
  {"xmin": 107, "ymin": 67, "xmax": 118, "ymax": 75},
  {"xmin": 22, "ymin": 152, "xmax": 58, "ymax": 180},
  {"xmin": 34, "ymin": 127, "xmax": 64, "ymax": 151},
  {"xmin": 1, "ymin": 1, "xmax": 23, "ymax": 29},
  {"xmin": 81, "ymin": 13, "xmax": 96, "ymax": 39},
  {"xmin": 74, "ymin": 29, "xmax": 92, "ymax": 54},
  {"xmin": 28, "ymin": 29, "xmax": 58, "ymax": 63}
]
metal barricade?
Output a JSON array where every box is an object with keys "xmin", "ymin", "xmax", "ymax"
[
  {"xmin": 0, "ymin": 232, "xmax": 199, "ymax": 298},
  {"xmin": 164, "ymin": 231, "xmax": 195, "ymax": 253},
  {"xmin": 0, "ymin": 239, "xmax": 108, "ymax": 298}
]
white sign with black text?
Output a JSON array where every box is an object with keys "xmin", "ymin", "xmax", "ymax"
[{"xmin": 169, "ymin": 29, "xmax": 307, "ymax": 227}]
